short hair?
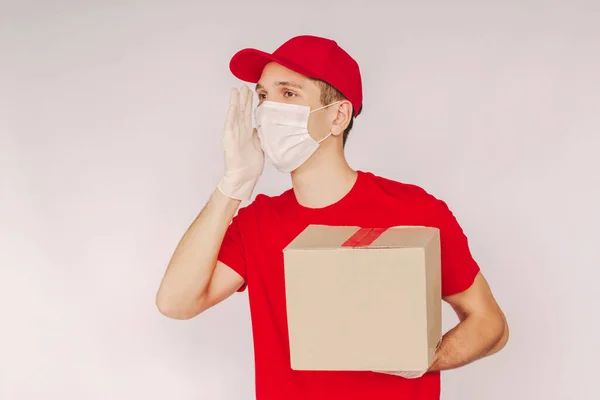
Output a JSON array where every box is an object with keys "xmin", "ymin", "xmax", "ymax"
[{"xmin": 310, "ymin": 78, "xmax": 362, "ymax": 147}]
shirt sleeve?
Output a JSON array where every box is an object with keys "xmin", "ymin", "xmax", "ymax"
[
  {"xmin": 435, "ymin": 200, "xmax": 481, "ymax": 297},
  {"xmin": 217, "ymin": 208, "xmax": 249, "ymax": 292}
]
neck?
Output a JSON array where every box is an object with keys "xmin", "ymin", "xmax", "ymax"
[{"xmin": 290, "ymin": 146, "xmax": 358, "ymax": 209}]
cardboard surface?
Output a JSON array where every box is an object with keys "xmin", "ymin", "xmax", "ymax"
[{"xmin": 283, "ymin": 225, "xmax": 441, "ymax": 374}]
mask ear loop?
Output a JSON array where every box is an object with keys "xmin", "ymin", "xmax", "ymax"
[
  {"xmin": 310, "ymin": 100, "xmax": 342, "ymax": 114},
  {"xmin": 311, "ymin": 101, "xmax": 341, "ymax": 143},
  {"xmin": 317, "ymin": 131, "xmax": 333, "ymax": 144}
]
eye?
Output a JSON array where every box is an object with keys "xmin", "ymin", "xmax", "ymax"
[
  {"xmin": 284, "ymin": 91, "xmax": 297, "ymax": 98},
  {"xmin": 257, "ymin": 93, "xmax": 267, "ymax": 100}
]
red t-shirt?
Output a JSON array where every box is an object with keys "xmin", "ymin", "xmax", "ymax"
[{"xmin": 217, "ymin": 170, "xmax": 480, "ymax": 400}]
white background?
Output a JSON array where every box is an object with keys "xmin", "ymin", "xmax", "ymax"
[{"xmin": 1, "ymin": 1, "xmax": 598, "ymax": 399}]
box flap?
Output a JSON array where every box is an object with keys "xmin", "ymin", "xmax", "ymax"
[
  {"xmin": 368, "ymin": 226, "xmax": 439, "ymax": 249},
  {"xmin": 284, "ymin": 225, "xmax": 440, "ymax": 251},
  {"xmin": 284, "ymin": 225, "xmax": 360, "ymax": 250}
]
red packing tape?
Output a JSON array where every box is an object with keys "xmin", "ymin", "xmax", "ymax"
[{"xmin": 341, "ymin": 227, "xmax": 388, "ymax": 247}]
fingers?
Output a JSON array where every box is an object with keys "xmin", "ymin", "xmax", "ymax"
[
  {"xmin": 225, "ymin": 88, "xmax": 239, "ymax": 132},
  {"xmin": 238, "ymin": 85, "xmax": 248, "ymax": 117},
  {"xmin": 225, "ymin": 85, "xmax": 254, "ymax": 140},
  {"xmin": 237, "ymin": 86, "xmax": 246, "ymax": 134},
  {"xmin": 230, "ymin": 87, "xmax": 239, "ymax": 106},
  {"xmin": 252, "ymin": 127, "xmax": 262, "ymax": 152},
  {"xmin": 244, "ymin": 85, "xmax": 253, "ymax": 130},
  {"xmin": 237, "ymin": 85, "xmax": 254, "ymax": 134}
]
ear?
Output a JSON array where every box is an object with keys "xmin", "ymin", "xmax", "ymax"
[{"xmin": 331, "ymin": 100, "xmax": 353, "ymax": 137}]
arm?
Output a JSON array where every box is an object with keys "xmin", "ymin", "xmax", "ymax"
[
  {"xmin": 155, "ymin": 189, "xmax": 245, "ymax": 320},
  {"xmin": 429, "ymin": 272, "xmax": 509, "ymax": 371},
  {"xmin": 155, "ymin": 85, "xmax": 263, "ymax": 320}
]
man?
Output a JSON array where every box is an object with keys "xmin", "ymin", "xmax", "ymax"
[{"xmin": 156, "ymin": 35, "xmax": 508, "ymax": 400}]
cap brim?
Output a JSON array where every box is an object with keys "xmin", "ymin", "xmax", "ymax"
[{"xmin": 229, "ymin": 48, "xmax": 317, "ymax": 83}]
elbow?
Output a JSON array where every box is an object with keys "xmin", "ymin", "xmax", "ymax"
[
  {"xmin": 155, "ymin": 291, "xmax": 203, "ymax": 320},
  {"xmin": 491, "ymin": 311, "xmax": 510, "ymax": 353},
  {"xmin": 498, "ymin": 314, "xmax": 510, "ymax": 350}
]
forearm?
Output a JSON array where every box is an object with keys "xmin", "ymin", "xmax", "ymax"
[
  {"xmin": 429, "ymin": 313, "xmax": 507, "ymax": 372},
  {"xmin": 156, "ymin": 188, "xmax": 240, "ymax": 317}
]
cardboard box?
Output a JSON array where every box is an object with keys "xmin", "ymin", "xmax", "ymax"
[{"xmin": 283, "ymin": 225, "xmax": 442, "ymax": 375}]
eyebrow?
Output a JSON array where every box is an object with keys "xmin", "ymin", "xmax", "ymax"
[{"xmin": 255, "ymin": 81, "xmax": 304, "ymax": 91}]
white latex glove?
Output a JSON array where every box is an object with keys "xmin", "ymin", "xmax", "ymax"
[
  {"xmin": 373, "ymin": 341, "xmax": 440, "ymax": 379},
  {"xmin": 217, "ymin": 85, "xmax": 264, "ymax": 200},
  {"xmin": 373, "ymin": 370, "xmax": 427, "ymax": 379}
]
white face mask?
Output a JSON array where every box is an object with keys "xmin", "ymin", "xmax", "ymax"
[{"xmin": 254, "ymin": 100, "xmax": 339, "ymax": 173}]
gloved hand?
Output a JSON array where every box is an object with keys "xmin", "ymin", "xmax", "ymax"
[
  {"xmin": 217, "ymin": 85, "xmax": 264, "ymax": 200},
  {"xmin": 373, "ymin": 370, "xmax": 427, "ymax": 379},
  {"xmin": 372, "ymin": 342, "xmax": 440, "ymax": 379}
]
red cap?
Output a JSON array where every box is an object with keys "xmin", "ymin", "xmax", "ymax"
[{"xmin": 229, "ymin": 35, "xmax": 363, "ymax": 117}]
